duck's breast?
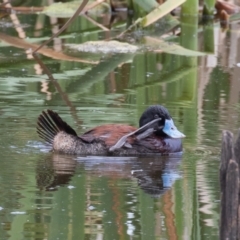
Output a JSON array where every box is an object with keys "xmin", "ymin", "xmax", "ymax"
[{"xmin": 133, "ymin": 136, "xmax": 183, "ymax": 154}]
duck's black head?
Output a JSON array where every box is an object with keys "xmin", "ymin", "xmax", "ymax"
[{"xmin": 139, "ymin": 105, "xmax": 185, "ymax": 138}]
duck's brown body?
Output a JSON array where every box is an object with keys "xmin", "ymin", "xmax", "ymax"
[
  {"xmin": 37, "ymin": 106, "xmax": 184, "ymax": 156},
  {"xmin": 53, "ymin": 125, "xmax": 137, "ymax": 155}
]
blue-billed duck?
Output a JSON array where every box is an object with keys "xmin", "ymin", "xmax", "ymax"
[{"xmin": 37, "ymin": 105, "xmax": 185, "ymax": 155}]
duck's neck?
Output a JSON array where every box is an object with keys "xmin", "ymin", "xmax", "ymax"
[{"xmin": 155, "ymin": 130, "xmax": 169, "ymax": 138}]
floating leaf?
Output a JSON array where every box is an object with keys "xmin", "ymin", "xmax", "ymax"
[
  {"xmin": 65, "ymin": 40, "xmax": 139, "ymax": 54},
  {"xmin": 117, "ymin": 0, "xmax": 183, "ymax": 38},
  {"xmin": 0, "ymin": 32, "xmax": 97, "ymax": 64},
  {"xmin": 140, "ymin": 0, "xmax": 186, "ymax": 27},
  {"xmin": 42, "ymin": 1, "xmax": 110, "ymax": 18},
  {"xmin": 133, "ymin": 0, "xmax": 180, "ymax": 34},
  {"xmin": 144, "ymin": 36, "xmax": 206, "ymax": 56}
]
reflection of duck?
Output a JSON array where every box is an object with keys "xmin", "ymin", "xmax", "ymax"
[
  {"xmin": 36, "ymin": 154, "xmax": 77, "ymax": 191},
  {"xmin": 131, "ymin": 156, "xmax": 181, "ymax": 197},
  {"xmin": 37, "ymin": 105, "xmax": 185, "ymax": 155},
  {"xmin": 79, "ymin": 156, "xmax": 182, "ymax": 197},
  {"xmin": 36, "ymin": 154, "xmax": 181, "ymax": 198}
]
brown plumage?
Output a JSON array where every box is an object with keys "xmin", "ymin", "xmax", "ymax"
[{"xmin": 37, "ymin": 105, "xmax": 185, "ymax": 155}]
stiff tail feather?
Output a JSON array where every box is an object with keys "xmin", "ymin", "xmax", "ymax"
[{"xmin": 37, "ymin": 110, "xmax": 77, "ymax": 144}]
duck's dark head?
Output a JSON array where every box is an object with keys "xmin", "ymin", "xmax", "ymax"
[{"xmin": 139, "ymin": 105, "xmax": 185, "ymax": 138}]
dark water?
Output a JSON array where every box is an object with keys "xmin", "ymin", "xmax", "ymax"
[{"xmin": 0, "ymin": 1, "xmax": 240, "ymax": 239}]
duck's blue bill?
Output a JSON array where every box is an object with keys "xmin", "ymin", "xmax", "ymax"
[{"xmin": 163, "ymin": 119, "xmax": 185, "ymax": 138}]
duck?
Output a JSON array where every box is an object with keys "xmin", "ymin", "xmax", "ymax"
[{"xmin": 37, "ymin": 105, "xmax": 185, "ymax": 156}]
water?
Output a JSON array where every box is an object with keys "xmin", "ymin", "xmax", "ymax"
[{"xmin": 0, "ymin": 1, "xmax": 240, "ymax": 239}]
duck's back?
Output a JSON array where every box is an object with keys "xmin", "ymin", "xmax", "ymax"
[{"xmin": 80, "ymin": 124, "xmax": 137, "ymax": 146}]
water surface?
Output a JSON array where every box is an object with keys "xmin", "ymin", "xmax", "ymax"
[{"xmin": 0, "ymin": 1, "xmax": 240, "ymax": 239}]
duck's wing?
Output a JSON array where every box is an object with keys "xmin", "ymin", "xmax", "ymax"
[
  {"xmin": 80, "ymin": 124, "xmax": 137, "ymax": 146},
  {"xmin": 109, "ymin": 118, "xmax": 162, "ymax": 152},
  {"xmin": 37, "ymin": 110, "xmax": 78, "ymax": 145}
]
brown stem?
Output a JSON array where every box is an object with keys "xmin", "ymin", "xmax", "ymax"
[
  {"xmin": 31, "ymin": 1, "xmax": 90, "ymax": 126},
  {"xmin": 33, "ymin": 0, "xmax": 89, "ymax": 53}
]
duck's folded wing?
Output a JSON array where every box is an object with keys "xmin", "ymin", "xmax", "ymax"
[{"xmin": 109, "ymin": 118, "xmax": 161, "ymax": 152}]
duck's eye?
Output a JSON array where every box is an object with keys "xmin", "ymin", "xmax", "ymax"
[{"xmin": 154, "ymin": 114, "xmax": 159, "ymax": 119}]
